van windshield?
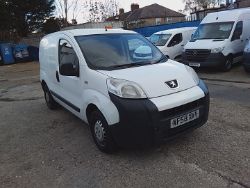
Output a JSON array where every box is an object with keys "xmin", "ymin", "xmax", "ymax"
[
  {"xmin": 150, "ymin": 34, "xmax": 172, "ymax": 46},
  {"xmin": 192, "ymin": 22, "xmax": 234, "ymax": 40},
  {"xmin": 75, "ymin": 34, "xmax": 165, "ymax": 70}
]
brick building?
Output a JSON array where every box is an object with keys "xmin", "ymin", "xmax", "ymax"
[{"xmin": 106, "ymin": 3, "xmax": 185, "ymax": 29}]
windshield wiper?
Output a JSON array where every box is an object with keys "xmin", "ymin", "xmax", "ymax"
[{"xmin": 110, "ymin": 62, "xmax": 148, "ymax": 69}]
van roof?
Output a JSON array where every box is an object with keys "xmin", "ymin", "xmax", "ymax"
[
  {"xmin": 202, "ymin": 8, "xmax": 250, "ymax": 24},
  {"xmin": 154, "ymin": 27, "xmax": 197, "ymax": 35},
  {"xmin": 47, "ymin": 28, "xmax": 136, "ymax": 37}
]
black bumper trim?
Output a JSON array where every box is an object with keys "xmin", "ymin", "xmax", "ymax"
[
  {"xmin": 50, "ymin": 91, "xmax": 80, "ymax": 113},
  {"xmin": 109, "ymin": 80, "xmax": 210, "ymax": 148},
  {"xmin": 182, "ymin": 52, "xmax": 227, "ymax": 68},
  {"xmin": 243, "ymin": 52, "xmax": 250, "ymax": 71}
]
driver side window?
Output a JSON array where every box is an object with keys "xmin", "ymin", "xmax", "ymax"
[
  {"xmin": 232, "ymin": 21, "xmax": 243, "ymax": 41},
  {"xmin": 59, "ymin": 39, "xmax": 79, "ymax": 76},
  {"xmin": 168, "ymin": 33, "xmax": 183, "ymax": 47}
]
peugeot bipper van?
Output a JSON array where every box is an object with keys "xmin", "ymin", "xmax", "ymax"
[
  {"xmin": 183, "ymin": 8, "xmax": 250, "ymax": 71},
  {"xmin": 40, "ymin": 29, "xmax": 209, "ymax": 153},
  {"xmin": 150, "ymin": 27, "xmax": 197, "ymax": 61}
]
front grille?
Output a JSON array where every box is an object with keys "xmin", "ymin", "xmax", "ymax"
[
  {"xmin": 159, "ymin": 97, "xmax": 205, "ymax": 120},
  {"xmin": 185, "ymin": 49, "xmax": 211, "ymax": 62}
]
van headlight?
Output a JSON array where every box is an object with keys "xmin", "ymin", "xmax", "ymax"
[
  {"xmin": 185, "ymin": 66, "xmax": 200, "ymax": 85},
  {"xmin": 211, "ymin": 47, "xmax": 224, "ymax": 53},
  {"xmin": 107, "ymin": 78, "xmax": 147, "ymax": 99}
]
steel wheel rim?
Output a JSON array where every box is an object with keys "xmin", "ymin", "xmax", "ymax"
[
  {"xmin": 225, "ymin": 59, "xmax": 232, "ymax": 70},
  {"xmin": 94, "ymin": 120, "xmax": 106, "ymax": 145},
  {"xmin": 45, "ymin": 91, "xmax": 50, "ymax": 103}
]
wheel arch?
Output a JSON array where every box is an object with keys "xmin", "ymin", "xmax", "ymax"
[{"xmin": 82, "ymin": 89, "xmax": 120, "ymax": 126}]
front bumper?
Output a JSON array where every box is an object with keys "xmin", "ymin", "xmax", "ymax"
[
  {"xmin": 109, "ymin": 80, "xmax": 210, "ymax": 148},
  {"xmin": 243, "ymin": 52, "xmax": 250, "ymax": 71},
  {"xmin": 182, "ymin": 52, "xmax": 226, "ymax": 68}
]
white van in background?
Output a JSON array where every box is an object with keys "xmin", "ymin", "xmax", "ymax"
[
  {"xmin": 183, "ymin": 8, "xmax": 250, "ymax": 71},
  {"xmin": 150, "ymin": 27, "xmax": 197, "ymax": 61}
]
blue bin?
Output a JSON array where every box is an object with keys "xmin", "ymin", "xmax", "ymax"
[
  {"xmin": 0, "ymin": 51, "xmax": 3, "ymax": 65},
  {"xmin": 0, "ymin": 43, "xmax": 15, "ymax": 64},
  {"xmin": 28, "ymin": 46, "xmax": 39, "ymax": 61},
  {"xmin": 13, "ymin": 44, "xmax": 30, "ymax": 62}
]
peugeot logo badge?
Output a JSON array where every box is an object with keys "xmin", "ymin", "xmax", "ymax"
[
  {"xmin": 166, "ymin": 80, "xmax": 178, "ymax": 89},
  {"xmin": 193, "ymin": 50, "xmax": 198, "ymax": 56}
]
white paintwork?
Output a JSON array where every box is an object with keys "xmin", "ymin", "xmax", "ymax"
[
  {"xmin": 99, "ymin": 60, "xmax": 197, "ymax": 98},
  {"xmin": 151, "ymin": 27, "xmax": 197, "ymax": 60},
  {"xmin": 150, "ymin": 86, "xmax": 204, "ymax": 111},
  {"xmin": 40, "ymin": 29, "xmax": 203, "ymax": 126},
  {"xmin": 184, "ymin": 8, "xmax": 250, "ymax": 64}
]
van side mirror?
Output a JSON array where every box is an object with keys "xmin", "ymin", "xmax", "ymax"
[{"xmin": 60, "ymin": 63, "xmax": 79, "ymax": 77}]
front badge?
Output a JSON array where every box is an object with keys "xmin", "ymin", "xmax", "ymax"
[{"xmin": 166, "ymin": 80, "xmax": 178, "ymax": 89}]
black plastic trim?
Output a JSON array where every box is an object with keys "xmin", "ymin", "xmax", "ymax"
[
  {"xmin": 109, "ymin": 83, "xmax": 210, "ymax": 148},
  {"xmin": 50, "ymin": 91, "xmax": 80, "ymax": 113}
]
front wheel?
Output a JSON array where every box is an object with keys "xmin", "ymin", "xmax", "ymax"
[
  {"xmin": 222, "ymin": 57, "xmax": 233, "ymax": 72},
  {"xmin": 244, "ymin": 65, "xmax": 250, "ymax": 73},
  {"xmin": 90, "ymin": 110, "xmax": 117, "ymax": 153},
  {"xmin": 43, "ymin": 85, "xmax": 58, "ymax": 110}
]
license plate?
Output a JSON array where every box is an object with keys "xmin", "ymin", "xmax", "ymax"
[
  {"xmin": 170, "ymin": 109, "xmax": 200, "ymax": 129},
  {"xmin": 189, "ymin": 63, "xmax": 200, "ymax": 67}
]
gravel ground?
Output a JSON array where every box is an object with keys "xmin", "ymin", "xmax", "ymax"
[{"xmin": 0, "ymin": 62, "xmax": 249, "ymax": 188}]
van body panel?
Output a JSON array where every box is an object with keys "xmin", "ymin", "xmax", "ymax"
[
  {"xmin": 150, "ymin": 86, "xmax": 205, "ymax": 111},
  {"xmin": 98, "ymin": 60, "xmax": 197, "ymax": 98}
]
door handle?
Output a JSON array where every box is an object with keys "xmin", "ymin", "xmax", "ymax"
[{"xmin": 56, "ymin": 71, "xmax": 60, "ymax": 82}]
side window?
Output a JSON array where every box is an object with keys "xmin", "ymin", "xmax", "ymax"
[
  {"xmin": 232, "ymin": 21, "xmax": 243, "ymax": 41},
  {"xmin": 168, "ymin": 33, "xmax": 183, "ymax": 47},
  {"xmin": 59, "ymin": 39, "xmax": 79, "ymax": 76}
]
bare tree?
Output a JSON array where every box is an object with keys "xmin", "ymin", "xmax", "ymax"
[
  {"xmin": 84, "ymin": 0, "xmax": 119, "ymax": 23},
  {"xmin": 55, "ymin": 0, "xmax": 81, "ymax": 25},
  {"xmin": 183, "ymin": 0, "xmax": 222, "ymax": 13}
]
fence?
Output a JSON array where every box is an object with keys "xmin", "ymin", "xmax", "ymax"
[{"xmin": 133, "ymin": 21, "xmax": 201, "ymax": 37}]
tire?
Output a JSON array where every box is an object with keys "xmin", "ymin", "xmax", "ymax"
[
  {"xmin": 222, "ymin": 57, "xmax": 233, "ymax": 72},
  {"xmin": 244, "ymin": 65, "xmax": 250, "ymax": 73},
  {"xmin": 89, "ymin": 110, "xmax": 117, "ymax": 153},
  {"xmin": 43, "ymin": 85, "xmax": 58, "ymax": 110}
]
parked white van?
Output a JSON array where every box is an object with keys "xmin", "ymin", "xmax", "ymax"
[
  {"xmin": 150, "ymin": 27, "xmax": 197, "ymax": 61},
  {"xmin": 183, "ymin": 8, "xmax": 250, "ymax": 71},
  {"xmin": 39, "ymin": 29, "xmax": 209, "ymax": 153}
]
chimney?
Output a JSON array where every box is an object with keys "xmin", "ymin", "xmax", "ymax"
[
  {"xmin": 131, "ymin": 3, "xmax": 139, "ymax": 12},
  {"xmin": 119, "ymin": 8, "xmax": 124, "ymax": 15}
]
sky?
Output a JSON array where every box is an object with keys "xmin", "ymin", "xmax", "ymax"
[{"xmin": 70, "ymin": 0, "xmax": 186, "ymax": 24}]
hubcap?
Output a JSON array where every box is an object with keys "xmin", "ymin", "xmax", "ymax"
[
  {"xmin": 45, "ymin": 91, "xmax": 50, "ymax": 103},
  {"xmin": 225, "ymin": 60, "xmax": 232, "ymax": 70},
  {"xmin": 94, "ymin": 120, "xmax": 105, "ymax": 143}
]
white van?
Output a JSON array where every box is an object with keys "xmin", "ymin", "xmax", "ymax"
[
  {"xmin": 150, "ymin": 27, "xmax": 197, "ymax": 61},
  {"xmin": 183, "ymin": 8, "xmax": 250, "ymax": 71},
  {"xmin": 39, "ymin": 29, "xmax": 209, "ymax": 153}
]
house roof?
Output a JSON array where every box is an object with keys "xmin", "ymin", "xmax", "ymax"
[{"xmin": 106, "ymin": 3, "xmax": 185, "ymax": 22}]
